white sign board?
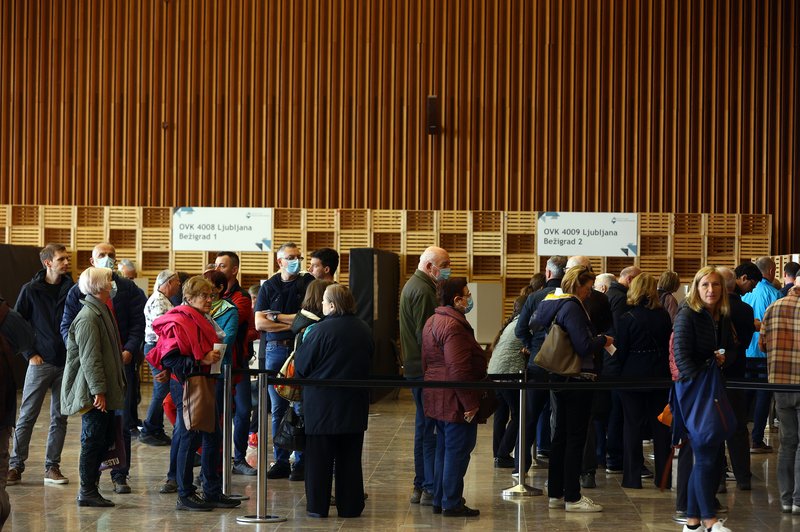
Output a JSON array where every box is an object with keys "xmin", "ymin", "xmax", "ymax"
[
  {"xmin": 172, "ymin": 207, "xmax": 273, "ymax": 252},
  {"xmin": 537, "ymin": 212, "xmax": 638, "ymax": 257}
]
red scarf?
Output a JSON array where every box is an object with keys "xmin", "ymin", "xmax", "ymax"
[{"xmin": 146, "ymin": 305, "xmax": 218, "ymax": 370}]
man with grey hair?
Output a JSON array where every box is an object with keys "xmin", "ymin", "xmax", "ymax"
[
  {"xmin": 512, "ymin": 256, "xmax": 567, "ymax": 476},
  {"xmin": 139, "ymin": 270, "xmax": 181, "ymax": 448},
  {"xmin": 743, "ymin": 257, "xmax": 782, "ymax": 453},
  {"xmin": 117, "ymin": 259, "xmax": 137, "ymax": 280},
  {"xmin": 60, "ymin": 242, "xmax": 146, "ymax": 494},
  {"xmin": 594, "ymin": 273, "xmax": 616, "ymax": 294},
  {"xmin": 400, "ymin": 245, "xmax": 450, "ymax": 504},
  {"xmin": 254, "ymin": 242, "xmax": 314, "ymax": 480}
]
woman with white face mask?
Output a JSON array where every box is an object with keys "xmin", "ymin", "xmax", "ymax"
[{"xmin": 420, "ymin": 277, "xmax": 487, "ymax": 517}]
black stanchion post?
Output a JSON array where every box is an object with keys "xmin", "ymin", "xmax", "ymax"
[
  {"xmin": 237, "ymin": 372, "xmax": 286, "ymax": 524},
  {"xmin": 503, "ymin": 370, "xmax": 542, "ymax": 497}
]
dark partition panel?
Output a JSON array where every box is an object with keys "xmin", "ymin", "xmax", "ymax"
[
  {"xmin": 0, "ymin": 244, "xmax": 46, "ymax": 307},
  {"xmin": 348, "ymin": 248, "xmax": 401, "ymax": 404}
]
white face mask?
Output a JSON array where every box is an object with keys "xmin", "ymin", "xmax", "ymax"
[
  {"xmin": 109, "ymin": 281, "xmax": 118, "ymax": 299},
  {"xmin": 95, "ymin": 256, "xmax": 115, "ymax": 270}
]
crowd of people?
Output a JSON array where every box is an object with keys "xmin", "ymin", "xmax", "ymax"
[{"xmin": 0, "ymin": 239, "xmax": 798, "ymax": 530}]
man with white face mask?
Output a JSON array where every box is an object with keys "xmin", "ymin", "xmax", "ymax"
[
  {"xmin": 254, "ymin": 242, "xmax": 314, "ymax": 481},
  {"xmin": 399, "ymin": 245, "xmax": 451, "ymax": 506},
  {"xmin": 60, "ymin": 242, "xmax": 146, "ymax": 495}
]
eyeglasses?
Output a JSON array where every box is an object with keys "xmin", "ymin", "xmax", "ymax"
[
  {"xmin": 282, "ymin": 255, "xmax": 303, "ymax": 261},
  {"xmin": 197, "ymin": 293, "xmax": 213, "ymax": 300}
]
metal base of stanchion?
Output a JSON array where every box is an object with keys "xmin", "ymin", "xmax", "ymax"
[
  {"xmin": 236, "ymin": 515, "xmax": 287, "ymax": 524},
  {"xmin": 502, "ymin": 483, "xmax": 543, "ymax": 498},
  {"xmin": 226, "ymin": 493, "xmax": 250, "ymax": 501}
]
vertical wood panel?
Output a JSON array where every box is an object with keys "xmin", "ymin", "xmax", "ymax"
[{"xmin": 0, "ymin": 0, "xmax": 798, "ymax": 253}]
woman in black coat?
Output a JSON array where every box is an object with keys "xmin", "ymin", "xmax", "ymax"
[
  {"xmin": 614, "ymin": 273, "xmax": 672, "ymax": 489},
  {"xmin": 294, "ymin": 284, "xmax": 373, "ymax": 518}
]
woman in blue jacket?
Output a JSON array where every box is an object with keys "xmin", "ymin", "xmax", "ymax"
[
  {"xmin": 672, "ymin": 267, "xmax": 736, "ymax": 532},
  {"xmin": 530, "ymin": 265, "xmax": 612, "ymax": 513}
]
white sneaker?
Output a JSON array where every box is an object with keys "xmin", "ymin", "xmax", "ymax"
[
  {"xmin": 709, "ymin": 521, "xmax": 732, "ymax": 532},
  {"xmin": 565, "ymin": 495, "xmax": 603, "ymax": 513},
  {"xmin": 548, "ymin": 497, "xmax": 564, "ymax": 509}
]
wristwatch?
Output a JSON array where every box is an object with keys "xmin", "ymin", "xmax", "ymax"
[{"xmin": 271, "ymin": 313, "xmax": 279, "ymax": 323}]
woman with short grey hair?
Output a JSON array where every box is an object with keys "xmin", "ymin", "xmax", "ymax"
[{"xmin": 62, "ymin": 267, "xmax": 127, "ymax": 507}]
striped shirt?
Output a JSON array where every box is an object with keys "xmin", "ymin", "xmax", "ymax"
[{"xmin": 762, "ymin": 290, "xmax": 800, "ymax": 385}]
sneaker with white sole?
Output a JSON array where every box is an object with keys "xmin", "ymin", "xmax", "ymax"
[
  {"xmin": 565, "ymin": 495, "xmax": 603, "ymax": 513},
  {"xmin": 709, "ymin": 520, "xmax": 732, "ymax": 532},
  {"xmin": 44, "ymin": 466, "xmax": 69, "ymax": 485},
  {"xmin": 548, "ymin": 497, "xmax": 564, "ymax": 509}
]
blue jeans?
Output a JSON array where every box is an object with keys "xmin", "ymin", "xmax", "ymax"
[
  {"xmin": 170, "ymin": 379, "xmax": 222, "ymax": 498},
  {"xmin": 433, "ymin": 420, "xmax": 477, "ymax": 510},
  {"xmin": 233, "ymin": 375, "xmax": 252, "ymax": 463},
  {"xmin": 141, "ymin": 343, "xmax": 171, "ymax": 436},
  {"xmin": 265, "ymin": 342, "xmax": 302, "ymax": 466},
  {"xmin": 408, "ymin": 377, "xmax": 435, "ymax": 492},
  {"xmin": 10, "ymin": 361, "xmax": 68, "ymax": 471},
  {"xmin": 687, "ymin": 440, "xmax": 721, "ymax": 520},
  {"xmin": 775, "ymin": 392, "xmax": 800, "ymax": 507}
]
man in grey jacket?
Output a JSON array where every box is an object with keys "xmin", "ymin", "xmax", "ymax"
[{"xmin": 399, "ymin": 246, "xmax": 450, "ymax": 505}]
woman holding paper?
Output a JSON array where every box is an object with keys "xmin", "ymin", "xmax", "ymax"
[
  {"xmin": 530, "ymin": 265, "xmax": 612, "ymax": 513},
  {"xmin": 146, "ymin": 276, "xmax": 236, "ymax": 512}
]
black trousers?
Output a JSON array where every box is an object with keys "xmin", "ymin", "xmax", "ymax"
[
  {"xmin": 494, "ymin": 389, "xmax": 519, "ymax": 458},
  {"xmin": 80, "ymin": 409, "xmax": 115, "ymax": 490},
  {"xmin": 618, "ymin": 389, "xmax": 671, "ymax": 489},
  {"xmin": 548, "ymin": 387, "xmax": 592, "ymax": 503},
  {"xmin": 305, "ymin": 432, "xmax": 365, "ymax": 518},
  {"xmin": 725, "ymin": 389, "xmax": 752, "ymax": 485}
]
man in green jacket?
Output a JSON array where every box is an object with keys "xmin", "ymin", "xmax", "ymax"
[{"xmin": 399, "ymin": 246, "xmax": 450, "ymax": 506}]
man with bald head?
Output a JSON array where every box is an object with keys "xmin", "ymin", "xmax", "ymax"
[
  {"xmin": 60, "ymin": 242, "xmax": 146, "ymax": 495},
  {"xmin": 400, "ymin": 246, "xmax": 450, "ymax": 505}
]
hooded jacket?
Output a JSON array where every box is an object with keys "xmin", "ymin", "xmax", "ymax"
[{"xmin": 14, "ymin": 269, "xmax": 74, "ymax": 366}]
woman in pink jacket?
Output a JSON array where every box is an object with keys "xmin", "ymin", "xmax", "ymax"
[{"xmin": 422, "ymin": 277, "xmax": 487, "ymax": 518}]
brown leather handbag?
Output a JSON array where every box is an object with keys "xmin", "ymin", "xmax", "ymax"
[
  {"xmin": 182, "ymin": 373, "xmax": 217, "ymax": 433},
  {"xmin": 533, "ymin": 322, "xmax": 582, "ymax": 377}
]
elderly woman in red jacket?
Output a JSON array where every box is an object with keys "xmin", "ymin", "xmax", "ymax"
[{"xmin": 422, "ymin": 277, "xmax": 486, "ymax": 518}]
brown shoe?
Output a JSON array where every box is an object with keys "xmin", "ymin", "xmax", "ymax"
[
  {"xmin": 44, "ymin": 466, "xmax": 69, "ymax": 485},
  {"xmin": 6, "ymin": 468, "xmax": 21, "ymax": 485}
]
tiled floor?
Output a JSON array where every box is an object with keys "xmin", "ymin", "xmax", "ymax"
[{"xmin": 5, "ymin": 387, "xmax": 795, "ymax": 531}]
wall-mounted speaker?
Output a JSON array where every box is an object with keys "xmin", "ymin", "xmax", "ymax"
[{"xmin": 426, "ymin": 95, "xmax": 440, "ymax": 135}]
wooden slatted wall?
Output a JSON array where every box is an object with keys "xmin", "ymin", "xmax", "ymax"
[{"xmin": 0, "ymin": 0, "xmax": 797, "ymax": 252}]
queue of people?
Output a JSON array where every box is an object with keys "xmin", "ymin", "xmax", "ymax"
[{"xmin": 2, "ymin": 239, "xmax": 794, "ymax": 531}]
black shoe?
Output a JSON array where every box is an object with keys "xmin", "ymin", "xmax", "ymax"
[
  {"xmin": 77, "ymin": 490, "xmax": 115, "ymax": 507},
  {"xmin": 265, "ymin": 461, "xmax": 290, "ymax": 479},
  {"xmin": 580, "ymin": 472, "xmax": 596, "ymax": 489},
  {"xmin": 177, "ymin": 493, "xmax": 214, "ymax": 512},
  {"xmin": 138, "ymin": 432, "xmax": 170, "ymax": 446},
  {"xmin": 160, "ymin": 478, "xmax": 178, "ymax": 494},
  {"xmin": 494, "ymin": 456, "xmax": 515, "ymax": 468},
  {"xmin": 289, "ymin": 463, "xmax": 304, "ymax": 481},
  {"xmin": 233, "ymin": 460, "xmax": 257, "ymax": 476},
  {"xmin": 112, "ymin": 478, "xmax": 131, "ymax": 494},
  {"xmin": 432, "ymin": 505, "xmax": 442, "ymax": 514},
  {"xmin": 640, "ymin": 466, "xmax": 654, "ymax": 479},
  {"xmin": 738, "ymin": 481, "xmax": 752, "ymax": 491},
  {"xmin": 442, "ymin": 505, "xmax": 480, "ymax": 517},
  {"xmin": 204, "ymin": 494, "xmax": 242, "ymax": 508}
]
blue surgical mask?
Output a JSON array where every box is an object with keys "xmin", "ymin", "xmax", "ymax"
[
  {"xmin": 95, "ymin": 256, "xmax": 115, "ymax": 270},
  {"xmin": 285, "ymin": 259, "xmax": 301, "ymax": 275},
  {"xmin": 110, "ymin": 281, "xmax": 118, "ymax": 300},
  {"xmin": 464, "ymin": 296, "xmax": 474, "ymax": 314},
  {"xmin": 437, "ymin": 267, "xmax": 451, "ymax": 281}
]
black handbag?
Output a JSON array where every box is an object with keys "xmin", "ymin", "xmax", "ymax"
[{"xmin": 274, "ymin": 407, "xmax": 306, "ymax": 452}]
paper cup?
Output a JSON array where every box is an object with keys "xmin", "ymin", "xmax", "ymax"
[{"xmin": 211, "ymin": 343, "xmax": 227, "ymax": 374}]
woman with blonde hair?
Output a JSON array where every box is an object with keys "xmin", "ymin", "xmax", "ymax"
[
  {"xmin": 672, "ymin": 267, "xmax": 736, "ymax": 532},
  {"xmin": 614, "ymin": 273, "xmax": 672, "ymax": 489}
]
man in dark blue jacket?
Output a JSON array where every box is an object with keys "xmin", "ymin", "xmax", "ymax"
[
  {"xmin": 60, "ymin": 242, "xmax": 146, "ymax": 494},
  {"xmin": 7, "ymin": 244, "xmax": 74, "ymax": 486}
]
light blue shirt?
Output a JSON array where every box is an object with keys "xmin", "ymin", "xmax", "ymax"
[{"xmin": 742, "ymin": 279, "xmax": 782, "ymax": 358}]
